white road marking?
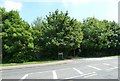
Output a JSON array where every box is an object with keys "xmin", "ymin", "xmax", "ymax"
[
  {"xmin": 107, "ymin": 66, "xmax": 118, "ymax": 71},
  {"xmin": 73, "ymin": 68, "xmax": 84, "ymax": 74},
  {"xmin": 29, "ymin": 67, "xmax": 71, "ymax": 75},
  {"xmin": 84, "ymin": 73, "xmax": 97, "ymax": 78},
  {"xmin": 19, "ymin": 74, "xmax": 29, "ymax": 81},
  {"xmin": 21, "ymin": 74, "xmax": 29, "ymax": 79},
  {"xmin": 52, "ymin": 70, "xmax": 57, "ymax": 79},
  {"xmin": 103, "ymin": 63, "xmax": 110, "ymax": 66},
  {"xmin": 65, "ymin": 72, "xmax": 96, "ymax": 79},
  {"xmin": 87, "ymin": 65, "xmax": 102, "ymax": 70},
  {"xmin": 20, "ymin": 68, "xmax": 71, "ymax": 80}
]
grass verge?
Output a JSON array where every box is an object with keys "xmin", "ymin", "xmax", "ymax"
[{"xmin": 0, "ymin": 60, "xmax": 62, "ymax": 66}]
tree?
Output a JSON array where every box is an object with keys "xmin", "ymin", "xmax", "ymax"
[
  {"xmin": 42, "ymin": 9, "xmax": 83, "ymax": 57},
  {"xmin": 106, "ymin": 21, "xmax": 120, "ymax": 49},
  {"xmin": 81, "ymin": 17, "xmax": 120, "ymax": 56},
  {"xmin": 1, "ymin": 7, "xmax": 36, "ymax": 63},
  {"xmin": 31, "ymin": 17, "xmax": 44, "ymax": 53}
]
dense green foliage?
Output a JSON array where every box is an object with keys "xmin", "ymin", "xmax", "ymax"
[
  {"xmin": 1, "ymin": 7, "xmax": 120, "ymax": 63},
  {"xmin": 81, "ymin": 18, "xmax": 120, "ymax": 57},
  {"xmin": 1, "ymin": 8, "xmax": 36, "ymax": 63},
  {"xmin": 42, "ymin": 10, "xmax": 83, "ymax": 58}
]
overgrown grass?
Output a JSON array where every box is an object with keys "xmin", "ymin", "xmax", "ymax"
[{"xmin": 0, "ymin": 60, "xmax": 62, "ymax": 66}]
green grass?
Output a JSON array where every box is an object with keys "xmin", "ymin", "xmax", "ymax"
[
  {"xmin": 1, "ymin": 55, "xmax": 119, "ymax": 66},
  {"xmin": 0, "ymin": 60, "xmax": 62, "ymax": 66}
]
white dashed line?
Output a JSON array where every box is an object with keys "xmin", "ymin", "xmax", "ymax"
[
  {"xmin": 52, "ymin": 70, "xmax": 57, "ymax": 79},
  {"xmin": 87, "ymin": 65, "xmax": 102, "ymax": 70},
  {"xmin": 73, "ymin": 68, "xmax": 84, "ymax": 75}
]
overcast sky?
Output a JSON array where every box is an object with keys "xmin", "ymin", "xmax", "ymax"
[{"xmin": 0, "ymin": 0, "xmax": 119, "ymax": 24}]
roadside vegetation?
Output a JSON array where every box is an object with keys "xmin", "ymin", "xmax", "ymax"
[
  {"xmin": 0, "ymin": 7, "xmax": 120, "ymax": 63},
  {"xmin": 0, "ymin": 60, "xmax": 62, "ymax": 66}
]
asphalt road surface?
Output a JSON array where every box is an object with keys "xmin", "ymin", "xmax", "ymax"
[{"xmin": 1, "ymin": 56, "xmax": 119, "ymax": 80}]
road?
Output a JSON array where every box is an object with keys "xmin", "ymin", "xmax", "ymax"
[{"xmin": 1, "ymin": 56, "xmax": 119, "ymax": 80}]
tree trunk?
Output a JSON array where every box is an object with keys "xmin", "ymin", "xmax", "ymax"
[{"xmin": 74, "ymin": 48, "xmax": 75, "ymax": 57}]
